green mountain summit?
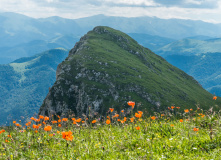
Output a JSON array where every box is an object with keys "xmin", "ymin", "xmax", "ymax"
[{"xmin": 39, "ymin": 26, "xmax": 217, "ymax": 117}]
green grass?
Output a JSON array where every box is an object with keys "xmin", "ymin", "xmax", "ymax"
[{"xmin": 1, "ymin": 103, "xmax": 221, "ymax": 159}]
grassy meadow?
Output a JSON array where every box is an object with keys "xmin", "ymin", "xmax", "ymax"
[{"xmin": 0, "ymin": 100, "xmax": 221, "ymax": 160}]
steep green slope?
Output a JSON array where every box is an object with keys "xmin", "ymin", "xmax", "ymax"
[
  {"xmin": 0, "ymin": 49, "xmax": 68, "ymax": 125},
  {"xmin": 39, "ymin": 26, "xmax": 218, "ymax": 118}
]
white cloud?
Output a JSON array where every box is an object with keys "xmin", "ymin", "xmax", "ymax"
[{"xmin": 0, "ymin": 0, "xmax": 221, "ymax": 23}]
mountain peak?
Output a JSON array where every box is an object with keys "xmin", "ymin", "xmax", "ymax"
[{"xmin": 39, "ymin": 26, "xmax": 215, "ymax": 117}]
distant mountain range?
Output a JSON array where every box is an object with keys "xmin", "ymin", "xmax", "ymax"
[
  {"xmin": 0, "ymin": 49, "xmax": 68, "ymax": 125},
  {"xmin": 156, "ymin": 38, "xmax": 221, "ymax": 96},
  {"xmin": 1, "ymin": 12, "xmax": 221, "ymax": 64}
]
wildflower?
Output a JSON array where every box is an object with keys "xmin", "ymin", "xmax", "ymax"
[
  {"xmin": 113, "ymin": 114, "xmax": 119, "ymax": 118},
  {"xmin": 201, "ymin": 115, "xmax": 205, "ymax": 118},
  {"xmin": 170, "ymin": 124, "xmax": 174, "ymax": 127},
  {"xmin": 136, "ymin": 126, "xmax": 140, "ymax": 130},
  {"xmin": 76, "ymin": 118, "xmax": 81, "ymax": 123},
  {"xmin": 137, "ymin": 111, "xmax": 143, "ymax": 115},
  {"xmin": 62, "ymin": 118, "xmax": 68, "ymax": 122},
  {"xmin": 171, "ymin": 106, "xmax": 175, "ymax": 109},
  {"xmin": 5, "ymin": 140, "xmax": 9, "ymax": 143},
  {"xmin": 130, "ymin": 117, "xmax": 135, "ymax": 122},
  {"xmin": 121, "ymin": 120, "xmax": 125, "ymax": 124},
  {"xmin": 124, "ymin": 117, "xmax": 127, "ymax": 122},
  {"xmin": 7, "ymin": 135, "xmax": 11, "ymax": 138},
  {"xmin": 58, "ymin": 124, "xmax": 62, "ymax": 127},
  {"xmin": 39, "ymin": 115, "xmax": 44, "ymax": 119},
  {"xmin": 121, "ymin": 110, "xmax": 124, "ymax": 113},
  {"xmin": 92, "ymin": 120, "xmax": 96, "ymax": 124},
  {"xmin": 151, "ymin": 116, "xmax": 156, "ymax": 120},
  {"xmin": 57, "ymin": 131, "xmax": 60, "ymax": 134},
  {"xmin": 52, "ymin": 121, "xmax": 57, "ymax": 124},
  {"xmin": 30, "ymin": 117, "xmax": 35, "ymax": 121},
  {"xmin": 49, "ymin": 134, "xmax": 53, "ymax": 137},
  {"xmin": 106, "ymin": 119, "xmax": 111, "ymax": 124},
  {"xmin": 193, "ymin": 128, "xmax": 199, "ymax": 131},
  {"xmin": 135, "ymin": 113, "xmax": 142, "ymax": 118},
  {"xmin": 35, "ymin": 130, "xmax": 38, "ymax": 133},
  {"xmin": 127, "ymin": 101, "xmax": 135, "ymax": 109},
  {"xmin": 117, "ymin": 119, "xmax": 121, "ymax": 122},
  {"xmin": 13, "ymin": 121, "xmax": 16, "ymax": 124},
  {"xmin": 184, "ymin": 109, "xmax": 189, "ymax": 113},
  {"xmin": 15, "ymin": 123, "xmax": 20, "ymax": 127},
  {"xmin": 38, "ymin": 124, "xmax": 42, "ymax": 127},
  {"xmin": 180, "ymin": 119, "xmax": 183, "ymax": 122},
  {"xmin": 44, "ymin": 126, "xmax": 52, "ymax": 131},
  {"xmin": 168, "ymin": 107, "xmax": 170, "ymax": 110},
  {"xmin": 71, "ymin": 118, "xmax": 76, "ymax": 121},
  {"xmin": 109, "ymin": 108, "xmax": 114, "ymax": 112},
  {"xmin": 58, "ymin": 119, "xmax": 61, "ymax": 123},
  {"xmin": 43, "ymin": 121, "xmax": 46, "ymax": 125},
  {"xmin": 190, "ymin": 108, "xmax": 193, "ymax": 111},
  {"xmin": 176, "ymin": 107, "xmax": 180, "ymax": 109},
  {"xmin": 82, "ymin": 121, "xmax": 85, "ymax": 123},
  {"xmin": 62, "ymin": 131, "xmax": 73, "ymax": 141},
  {"xmin": 213, "ymin": 96, "xmax": 217, "ymax": 100},
  {"xmin": 26, "ymin": 121, "xmax": 31, "ymax": 126},
  {"xmin": 32, "ymin": 124, "xmax": 39, "ymax": 129},
  {"xmin": 161, "ymin": 114, "xmax": 165, "ymax": 117},
  {"xmin": 44, "ymin": 117, "xmax": 49, "ymax": 121}
]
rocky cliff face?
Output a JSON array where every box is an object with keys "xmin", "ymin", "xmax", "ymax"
[{"xmin": 38, "ymin": 26, "xmax": 215, "ymax": 118}]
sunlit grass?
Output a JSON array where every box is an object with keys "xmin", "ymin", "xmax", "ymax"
[{"xmin": 0, "ymin": 102, "xmax": 221, "ymax": 159}]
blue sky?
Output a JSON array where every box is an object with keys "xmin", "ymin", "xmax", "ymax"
[{"xmin": 0, "ymin": 0, "xmax": 221, "ymax": 23}]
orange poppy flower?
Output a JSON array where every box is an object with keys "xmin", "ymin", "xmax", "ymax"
[
  {"xmin": 190, "ymin": 109, "xmax": 193, "ymax": 111},
  {"xmin": 193, "ymin": 128, "xmax": 199, "ymax": 131},
  {"xmin": 151, "ymin": 116, "xmax": 156, "ymax": 120},
  {"xmin": 49, "ymin": 134, "xmax": 53, "ymax": 137},
  {"xmin": 124, "ymin": 117, "xmax": 127, "ymax": 122},
  {"xmin": 43, "ymin": 121, "xmax": 46, "ymax": 125},
  {"xmin": 32, "ymin": 124, "xmax": 38, "ymax": 129},
  {"xmin": 13, "ymin": 121, "xmax": 16, "ymax": 124},
  {"xmin": 35, "ymin": 130, "xmax": 38, "ymax": 133},
  {"xmin": 57, "ymin": 131, "xmax": 60, "ymax": 134},
  {"xmin": 30, "ymin": 117, "xmax": 35, "ymax": 121},
  {"xmin": 161, "ymin": 114, "xmax": 165, "ymax": 117},
  {"xmin": 25, "ymin": 122, "xmax": 31, "ymax": 126},
  {"xmin": 52, "ymin": 121, "xmax": 57, "ymax": 124},
  {"xmin": 109, "ymin": 108, "xmax": 114, "ymax": 112},
  {"xmin": 137, "ymin": 111, "xmax": 143, "ymax": 115},
  {"xmin": 170, "ymin": 124, "xmax": 174, "ymax": 127},
  {"xmin": 58, "ymin": 124, "xmax": 62, "ymax": 127},
  {"xmin": 121, "ymin": 110, "xmax": 124, "ymax": 113},
  {"xmin": 176, "ymin": 107, "xmax": 180, "ymax": 109},
  {"xmin": 82, "ymin": 121, "xmax": 85, "ymax": 123},
  {"xmin": 136, "ymin": 126, "xmax": 140, "ymax": 130},
  {"xmin": 113, "ymin": 114, "xmax": 119, "ymax": 118},
  {"xmin": 180, "ymin": 119, "xmax": 183, "ymax": 122},
  {"xmin": 39, "ymin": 115, "xmax": 44, "ymax": 119},
  {"xmin": 15, "ymin": 123, "xmax": 20, "ymax": 127},
  {"xmin": 73, "ymin": 121, "xmax": 76, "ymax": 125},
  {"xmin": 44, "ymin": 125, "xmax": 52, "ymax": 131},
  {"xmin": 213, "ymin": 96, "xmax": 217, "ymax": 100},
  {"xmin": 36, "ymin": 119, "xmax": 40, "ymax": 122},
  {"xmin": 62, "ymin": 131, "xmax": 73, "ymax": 141},
  {"xmin": 171, "ymin": 106, "xmax": 175, "ymax": 109},
  {"xmin": 58, "ymin": 119, "xmax": 61, "ymax": 123},
  {"xmin": 71, "ymin": 118, "xmax": 76, "ymax": 121},
  {"xmin": 127, "ymin": 101, "xmax": 135, "ymax": 109},
  {"xmin": 117, "ymin": 119, "xmax": 121, "ymax": 122},
  {"xmin": 121, "ymin": 120, "xmax": 125, "ymax": 124},
  {"xmin": 86, "ymin": 118, "xmax": 88, "ymax": 120},
  {"xmin": 76, "ymin": 118, "xmax": 81, "ymax": 123},
  {"xmin": 62, "ymin": 118, "xmax": 68, "ymax": 122},
  {"xmin": 5, "ymin": 140, "xmax": 9, "ymax": 143},
  {"xmin": 92, "ymin": 120, "xmax": 96, "ymax": 124},
  {"xmin": 106, "ymin": 119, "xmax": 111, "ymax": 124},
  {"xmin": 44, "ymin": 117, "xmax": 49, "ymax": 121},
  {"xmin": 130, "ymin": 117, "xmax": 135, "ymax": 122},
  {"xmin": 135, "ymin": 113, "xmax": 142, "ymax": 118},
  {"xmin": 7, "ymin": 135, "xmax": 11, "ymax": 138},
  {"xmin": 184, "ymin": 109, "xmax": 189, "ymax": 113},
  {"xmin": 107, "ymin": 116, "xmax": 110, "ymax": 119},
  {"xmin": 38, "ymin": 124, "xmax": 42, "ymax": 127}
]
